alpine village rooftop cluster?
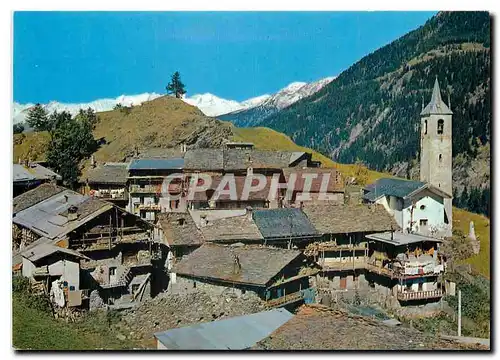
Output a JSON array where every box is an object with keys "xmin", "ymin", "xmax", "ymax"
[{"xmin": 12, "ymin": 79, "xmax": 468, "ymax": 349}]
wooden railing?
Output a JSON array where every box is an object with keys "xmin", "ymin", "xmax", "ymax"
[
  {"xmin": 396, "ymin": 289, "xmax": 443, "ymax": 301},
  {"xmin": 265, "ymin": 291, "xmax": 303, "ymax": 308}
]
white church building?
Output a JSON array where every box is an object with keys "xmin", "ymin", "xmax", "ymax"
[{"xmin": 364, "ymin": 77, "xmax": 453, "ymax": 238}]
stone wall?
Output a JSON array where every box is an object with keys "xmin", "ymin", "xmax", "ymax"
[{"xmin": 169, "ymin": 275, "xmax": 261, "ymax": 300}]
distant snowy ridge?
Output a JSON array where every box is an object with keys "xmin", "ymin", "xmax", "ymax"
[
  {"xmin": 217, "ymin": 76, "xmax": 336, "ymax": 127},
  {"xmin": 12, "ymin": 93, "xmax": 163, "ymax": 124},
  {"xmin": 13, "ymin": 76, "xmax": 334, "ymax": 125}
]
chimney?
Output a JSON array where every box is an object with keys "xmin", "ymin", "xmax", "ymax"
[
  {"xmin": 64, "ymin": 195, "xmax": 68, "ymax": 203},
  {"xmin": 67, "ymin": 205, "xmax": 78, "ymax": 221},
  {"xmin": 24, "ymin": 158, "xmax": 28, "ymax": 167},
  {"xmin": 181, "ymin": 143, "xmax": 187, "ymax": 153},
  {"xmin": 299, "ymin": 201, "xmax": 304, "ymax": 209},
  {"xmin": 245, "ymin": 206, "xmax": 253, "ymax": 221},
  {"xmin": 90, "ymin": 155, "xmax": 96, "ymax": 169},
  {"xmin": 233, "ymin": 254, "xmax": 242, "ymax": 274},
  {"xmin": 200, "ymin": 215, "xmax": 207, "ymax": 227}
]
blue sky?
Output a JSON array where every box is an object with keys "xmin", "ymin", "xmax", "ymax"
[{"xmin": 13, "ymin": 11, "xmax": 436, "ymax": 103}]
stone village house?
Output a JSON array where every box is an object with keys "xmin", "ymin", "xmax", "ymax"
[
  {"xmin": 169, "ymin": 243, "xmax": 317, "ymax": 308},
  {"xmin": 12, "ymin": 184, "xmax": 166, "ymax": 309}
]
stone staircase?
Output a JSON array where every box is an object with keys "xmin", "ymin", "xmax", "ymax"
[{"xmin": 101, "ymin": 266, "xmax": 133, "ymax": 289}]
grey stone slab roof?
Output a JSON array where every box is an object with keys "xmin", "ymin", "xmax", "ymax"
[
  {"xmin": 13, "ymin": 187, "xmax": 112, "ymax": 240},
  {"xmin": 85, "ymin": 163, "xmax": 129, "ymax": 185},
  {"xmin": 13, "ymin": 164, "xmax": 37, "ymax": 183},
  {"xmin": 365, "ymin": 231, "xmax": 442, "ymax": 246},
  {"xmin": 223, "ymin": 150, "xmax": 301, "ymax": 170},
  {"xmin": 302, "ymin": 204, "xmax": 400, "ymax": 235},
  {"xmin": 154, "ymin": 308, "xmax": 294, "ymax": 350},
  {"xmin": 252, "ymin": 208, "xmax": 318, "ymax": 239},
  {"xmin": 156, "ymin": 213, "xmax": 204, "ymax": 247},
  {"xmin": 21, "ymin": 243, "xmax": 89, "ymax": 263},
  {"xmin": 200, "ymin": 214, "xmax": 263, "ymax": 242},
  {"xmin": 421, "ymin": 78, "xmax": 453, "ymax": 116},
  {"xmin": 364, "ymin": 178, "xmax": 426, "ymax": 200},
  {"xmin": 13, "ymin": 183, "xmax": 66, "ymax": 214},
  {"xmin": 13, "ymin": 163, "xmax": 61, "ymax": 183},
  {"xmin": 183, "ymin": 148, "xmax": 309, "ymax": 171},
  {"xmin": 128, "ymin": 158, "xmax": 184, "ymax": 170},
  {"xmin": 184, "ymin": 149, "xmax": 224, "ymax": 170},
  {"xmin": 173, "ymin": 243, "xmax": 302, "ymax": 286}
]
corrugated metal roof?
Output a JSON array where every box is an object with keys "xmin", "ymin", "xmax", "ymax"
[
  {"xmin": 253, "ymin": 208, "xmax": 318, "ymax": 239},
  {"xmin": 366, "ymin": 231, "xmax": 442, "ymax": 246},
  {"xmin": 154, "ymin": 308, "xmax": 294, "ymax": 350},
  {"xmin": 128, "ymin": 158, "xmax": 184, "ymax": 170}
]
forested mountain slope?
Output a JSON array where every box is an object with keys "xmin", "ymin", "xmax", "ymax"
[{"xmin": 257, "ymin": 12, "xmax": 490, "ymax": 205}]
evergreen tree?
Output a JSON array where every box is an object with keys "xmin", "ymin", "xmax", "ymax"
[
  {"xmin": 13, "ymin": 123, "xmax": 24, "ymax": 134},
  {"xmin": 460, "ymin": 186, "xmax": 469, "ymax": 210},
  {"xmin": 26, "ymin": 104, "xmax": 49, "ymax": 132},
  {"xmin": 46, "ymin": 112, "xmax": 97, "ymax": 188},
  {"xmin": 75, "ymin": 107, "xmax": 98, "ymax": 129},
  {"xmin": 166, "ymin": 71, "xmax": 186, "ymax": 98}
]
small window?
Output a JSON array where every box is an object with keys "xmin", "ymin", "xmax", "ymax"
[
  {"xmin": 439, "ymin": 154, "xmax": 443, "ymax": 162},
  {"xmin": 418, "ymin": 283, "xmax": 423, "ymax": 292},
  {"xmin": 424, "ymin": 120, "xmax": 428, "ymax": 135},
  {"xmin": 177, "ymin": 218, "xmax": 185, "ymax": 226},
  {"xmin": 420, "ymin": 205, "xmax": 426, "ymax": 210},
  {"xmin": 437, "ymin": 119, "xmax": 444, "ymax": 134},
  {"xmin": 419, "ymin": 219, "xmax": 428, "ymax": 226},
  {"xmin": 109, "ymin": 267, "xmax": 117, "ymax": 276},
  {"xmin": 132, "ymin": 284, "xmax": 140, "ymax": 293}
]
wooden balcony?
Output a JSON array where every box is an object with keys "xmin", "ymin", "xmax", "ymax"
[
  {"xmin": 129, "ymin": 185, "xmax": 162, "ymax": 194},
  {"xmin": 397, "ymin": 289, "xmax": 443, "ymax": 302},
  {"xmin": 93, "ymin": 192, "xmax": 128, "ymax": 201},
  {"xmin": 137, "ymin": 204, "xmax": 162, "ymax": 211},
  {"xmin": 265, "ymin": 290, "xmax": 304, "ymax": 308}
]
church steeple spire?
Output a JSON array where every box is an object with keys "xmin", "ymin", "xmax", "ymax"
[{"xmin": 420, "ymin": 77, "xmax": 453, "ymax": 116}]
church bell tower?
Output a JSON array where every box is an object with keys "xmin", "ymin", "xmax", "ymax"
[{"xmin": 420, "ymin": 77, "xmax": 453, "ymax": 225}]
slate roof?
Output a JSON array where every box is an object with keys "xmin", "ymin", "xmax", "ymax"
[
  {"xmin": 223, "ymin": 150, "xmax": 304, "ymax": 170},
  {"xmin": 128, "ymin": 158, "xmax": 184, "ymax": 171},
  {"xmin": 200, "ymin": 214, "xmax": 263, "ymax": 242},
  {"xmin": 13, "ymin": 186, "xmax": 112, "ymax": 240},
  {"xmin": 184, "ymin": 149, "xmax": 224, "ymax": 170},
  {"xmin": 302, "ymin": 204, "xmax": 399, "ymax": 234},
  {"xmin": 253, "ymin": 305, "xmax": 484, "ymax": 350},
  {"xmin": 21, "ymin": 243, "xmax": 89, "ymax": 263},
  {"xmin": 13, "ymin": 164, "xmax": 37, "ymax": 183},
  {"xmin": 282, "ymin": 168, "xmax": 344, "ymax": 192},
  {"xmin": 154, "ymin": 308, "xmax": 294, "ymax": 350},
  {"xmin": 85, "ymin": 163, "xmax": 128, "ymax": 185},
  {"xmin": 183, "ymin": 149, "xmax": 309, "ymax": 171},
  {"xmin": 252, "ymin": 208, "xmax": 318, "ymax": 239},
  {"xmin": 173, "ymin": 244, "xmax": 302, "ymax": 286},
  {"xmin": 13, "ymin": 183, "xmax": 66, "ymax": 214},
  {"xmin": 363, "ymin": 178, "xmax": 426, "ymax": 200},
  {"xmin": 13, "ymin": 163, "xmax": 61, "ymax": 184},
  {"xmin": 156, "ymin": 212, "xmax": 204, "ymax": 247},
  {"xmin": 421, "ymin": 78, "xmax": 453, "ymax": 116}
]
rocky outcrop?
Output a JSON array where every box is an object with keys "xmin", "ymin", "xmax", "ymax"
[{"xmin": 116, "ymin": 290, "xmax": 266, "ymax": 342}]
